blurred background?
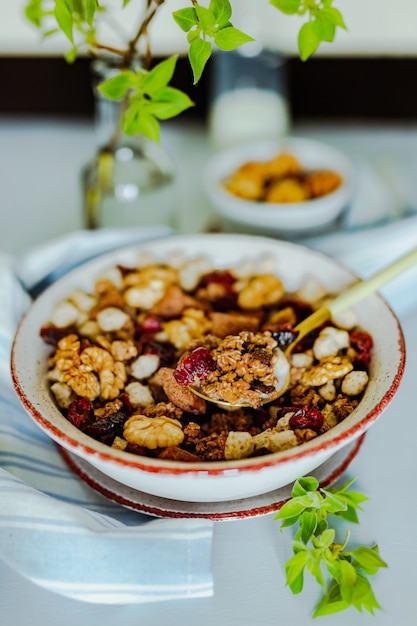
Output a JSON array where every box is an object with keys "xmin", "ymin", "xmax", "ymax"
[
  {"xmin": 3, "ymin": 1, "xmax": 417, "ymax": 258},
  {"xmin": 2, "ymin": 0, "xmax": 417, "ymax": 121}
]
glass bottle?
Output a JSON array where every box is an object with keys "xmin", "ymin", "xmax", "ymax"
[
  {"xmin": 82, "ymin": 57, "xmax": 177, "ymax": 229},
  {"xmin": 208, "ymin": 46, "xmax": 290, "ymax": 151}
]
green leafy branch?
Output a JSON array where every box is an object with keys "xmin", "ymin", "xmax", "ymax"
[
  {"xmin": 173, "ymin": 0, "xmax": 254, "ymax": 84},
  {"xmin": 275, "ymin": 477, "xmax": 387, "ymax": 618},
  {"xmin": 24, "ymin": 1, "xmax": 346, "ymax": 142},
  {"xmin": 98, "ymin": 54, "xmax": 193, "ymax": 142},
  {"xmin": 271, "ymin": 0, "xmax": 347, "ymax": 60}
]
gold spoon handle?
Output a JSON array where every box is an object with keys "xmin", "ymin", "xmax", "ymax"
[{"xmin": 293, "ymin": 246, "xmax": 417, "ymax": 345}]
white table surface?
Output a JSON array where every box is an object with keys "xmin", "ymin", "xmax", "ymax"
[{"xmin": 1, "ymin": 115, "xmax": 417, "ymax": 625}]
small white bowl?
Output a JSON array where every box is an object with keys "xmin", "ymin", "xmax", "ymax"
[
  {"xmin": 11, "ymin": 234, "xmax": 404, "ymax": 503},
  {"xmin": 203, "ymin": 137, "xmax": 355, "ymax": 237}
]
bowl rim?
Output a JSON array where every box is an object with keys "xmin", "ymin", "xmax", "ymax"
[{"xmin": 11, "ymin": 233, "xmax": 406, "ymax": 477}]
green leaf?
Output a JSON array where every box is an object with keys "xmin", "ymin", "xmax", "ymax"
[
  {"xmin": 323, "ymin": 556, "xmax": 341, "ymax": 581},
  {"xmin": 315, "ymin": 518, "xmax": 328, "ymax": 536},
  {"xmin": 318, "ymin": 528, "xmax": 335, "ymax": 548},
  {"xmin": 85, "ymin": 0, "xmax": 97, "ymax": 27},
  {"xmin": 54, "ymin": 0, "xmax": 74, "ymax": 44},
  {"xmin": 42, "ymin": 28, "xmax": 60, "ymax": 40},
  {"xmin": 320, "ymin": 489, "xmax": 349, "ymax": 514},
  {"xmin": 269, "ymin": 0, "xmax": 301, "ymax": 16},
  {"xmin": 321, "ymin": 7, "xmax": 347, "ymax": 30},
  {"xmin": 195, "ymin": 4, "xmax": 216, "ymax": 33},
  {"xmin": 349, "ymin": 546, "xmax": 388, "ymax": 572},
  {"xmin": 73, "ymin": 0, "xmax": 84, "ymax": 17},
  {"xmin": 351, "ymin": 575, "xmax": 383, "ymax": 614},
  {"xmin": 64, "ymin": 45, "xmax": 78, "ymax": 63},
  {"xmin": 288, "ymin": 569, "xmax": 304, "ymax": 595},
  {"xmin": 306, "ymin": 550, "xmax": 326, "ymax": 587},
  {"xmin": 187, "ymin": 28, "xmax": 201, "ymax": 43},
  {"xmin": 285, "ymin": 550, "xmax": 308, "ymax": 592},
  {"xmin": 144, "ymin": 56, "xmax": 178, "ymax": 95},
  {"xmin": 146, "ymin": 87, "xmax": 194, "ymax": 119},
  {"xmin": 333, "ymin": 477, "xmax": 356, "ymax": 493},
  {"xmin": 214, "ymin": 26, "xmax": 254, "ymax": 51},
  {"xmin": 335, "ymin": 505, "xmax": 359, "ymax": 524},
  {"xmin": 189, "ymin": 37, "xmax": 212, "ymax": 84},
  {"xmin": 340, "ymin": 489, "xmax": 369, "ymax": 508},
  {"xmin": 172, "ymin": 7, "xmax": 197, "ymax": 33},
  {"xmin": 276, "ymin": 514, "xmax": 301, "ymax": 529},
  {"xmin": 122, "ymin": 105, "xmax": 160, "ymax": 142},
  {"xmin": 313, "ymin": 596, "xmax": 350, "ymax": 617},
  {"xmin": 98, "ymin": 71, "xmax": 136, "ymax": 100},
  {"xmin": 25, "ymin": 0, "xmax": 44, "ymax": 28},
  {"xmin": 313, "ymin": 579, "xmax": 350, "ymax": 617},
  {"xmin": 298, "ymin": 20, "xmax": 321, "ymax": 61},
  {"xmin": 338, "ymin": 559, "xmax": 357, "ymax": 587},
  {"xmin": 274, "ymin": 498, "xmax": 307, "ymax": 521},
  {"xmin": 299, "ymin": 510, "xmax": 317, "ymax": 544},
  {"xmin": 315, "ymin": 16, "xmax": 336, "ymax": 43},
  {"xmin": 293, "ymin": 476, "xmax": 319, "ymax": 496},
  {"xmin": 209, "ymin": 0, "xmax": 232, "ymax": 27}
]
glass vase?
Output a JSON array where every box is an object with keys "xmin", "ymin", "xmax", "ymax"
[{"xmin": 82, "ymin": 57, "xmax": 177, "ymax": 230}]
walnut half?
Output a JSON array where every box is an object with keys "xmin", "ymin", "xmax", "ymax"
[{"xmin": 123, "ymin": 415, "xmax": 184, "ymax": 449}]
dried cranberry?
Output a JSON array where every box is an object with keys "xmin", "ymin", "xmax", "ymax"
[
  {"xmin": 200, "ymin": 270, "xmax": 236, "ymax": 292},
  {"xmin": 133, "ymin": 317, "xmax": 163, "ymax": 343},
  {"xmin": 295, "ymin": 329, "xmax": 323, "ymax": 353},
  {"xmin": 141, "ymin": 316, "xmax": 163, "ymax": 333},
  {"xmin": 66, "ymin": 397, "xmax": 95, "ymax": 429},
  {"xmin": 40, "ymin": 325, "xmax": 77, "ymax": 346},
  {"xmin": 350, "ymin": 331, "xmax": 373, "ymax": 353},
  {"xmin": 142, "ymin": 340, "xmax": 177, "ymax": 368},
  {"xmin": 84, "ymin": 411, "xmax": 128, "ymax": 443},
  {"xmin": 174, "ymin": 347, "xmax": 216, "ymax": 386},
  {"xmin": 289, "ymin": 406, "xmax": 324, "ymax": 432},
  {"xmin": 354, "ymin": 350, "xmax": 371, "ymax": 371},
  {"xmin": 119, "ymin": 392, "xmax": 134, "ymax": 417},
  {"xmin": 134, "ymin": 329, "xmax": 154, "ymax": 345}
]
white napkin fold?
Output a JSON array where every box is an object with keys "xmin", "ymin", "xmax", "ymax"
[
  {"xmin": 0, "ymin": 228, "xmax": 214, "ymax": 604},
  {"xmin": 304, "ymin": 213, "xmax": 417, "ymax": 317}
]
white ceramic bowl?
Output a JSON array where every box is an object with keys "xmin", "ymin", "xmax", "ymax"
[
  {"xmin": 11, "ymin": 234, "xmax": 404, "ymax": 503},
  {"xmin": 203, "ymin": 137, "xmax": 355, "ymax": 237}
]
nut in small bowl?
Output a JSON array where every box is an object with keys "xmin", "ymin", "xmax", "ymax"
[
  {"xmin": 203, "ymin": 138, "xmax": 355, "ymax": 237},
  {"xmin": 11, "ymin": 234, "xmax": 404, "ymax": 503}
]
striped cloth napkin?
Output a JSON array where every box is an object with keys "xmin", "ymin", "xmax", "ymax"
[{"xmin": 0, "ymin": 228, "xmax": 214, "ymax": 604}]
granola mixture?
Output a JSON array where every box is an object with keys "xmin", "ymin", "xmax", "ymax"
[
  {"xmin": 224, "ymin": 151, "xmax": 343, "ymax": 203},
  {"xmin": 40, "ymin": 251, "xmax": 372, "ymax": 463}
]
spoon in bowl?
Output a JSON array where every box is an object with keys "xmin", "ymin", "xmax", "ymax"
[{"xmin": 181, "ymin": 245, "xmax": 417, "ymax": 409}]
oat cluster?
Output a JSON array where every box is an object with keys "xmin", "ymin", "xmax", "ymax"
[
  {"xmin": 41, "ymin": 250, "xmax": 371, "ymax": 463},
  {"xmin": 196, "ymin": 331, "xmax": 280, "ymax": 409}
]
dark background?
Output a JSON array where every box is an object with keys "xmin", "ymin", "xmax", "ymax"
[{"xmin": 1, "ymin": 55, "xmax": 416, "ymax": 122}]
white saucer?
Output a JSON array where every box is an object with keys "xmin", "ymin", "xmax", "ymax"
[{"xmin": 59, "ymin": 434, "xmax": 365, "ymax": 522}]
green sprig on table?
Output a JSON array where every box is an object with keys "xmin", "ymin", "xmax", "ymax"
[
  {"xmin": 24, "ymin": 0, "xmax": 346, "ymax": 142},
  {"xmin": 276, "ymin": 477, "xmax": 387, "ymax": 618}
]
